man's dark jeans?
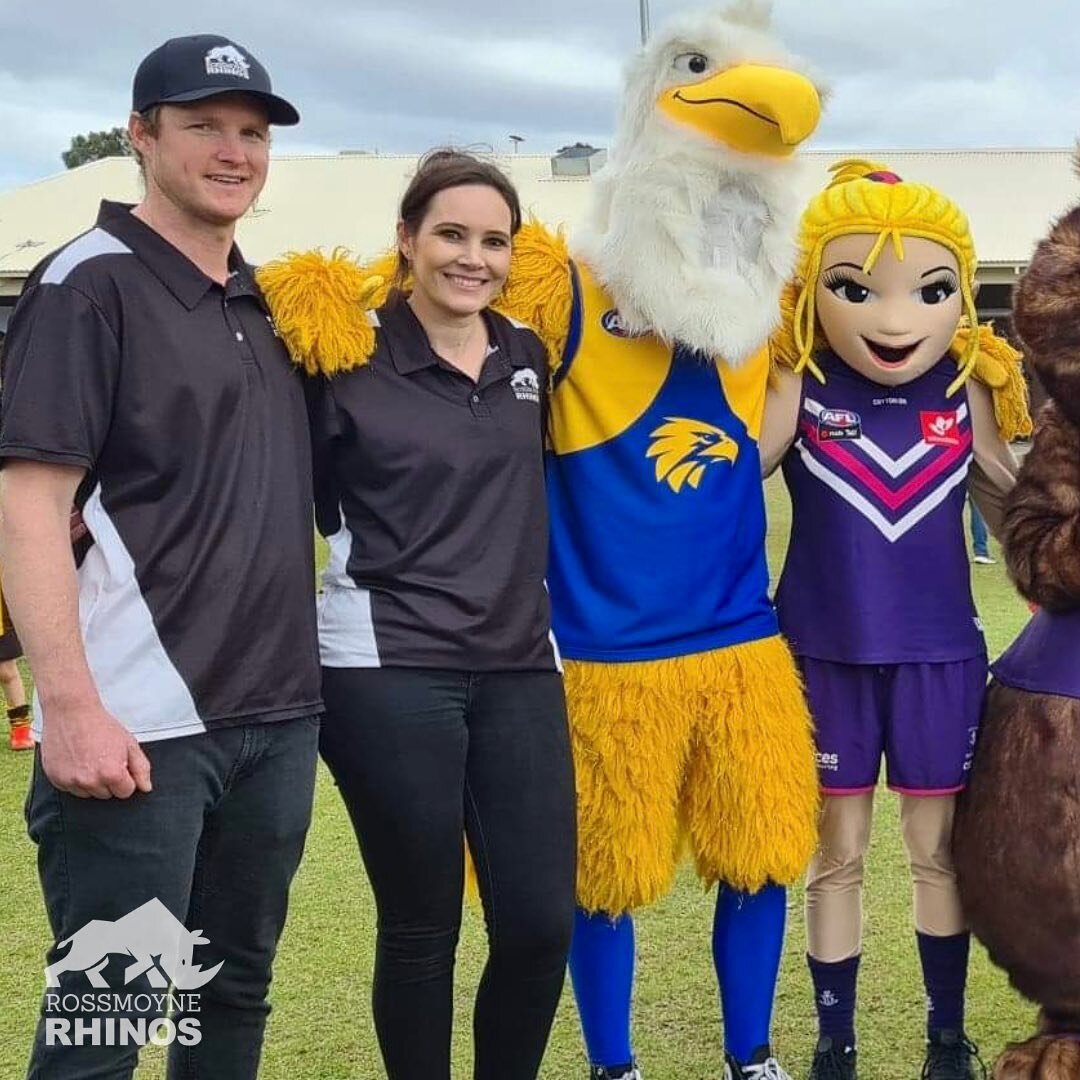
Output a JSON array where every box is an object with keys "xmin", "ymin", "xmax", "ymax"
[{"xmin": 25, "ymin": 714, "xmax": 319, "ymax": 1080}]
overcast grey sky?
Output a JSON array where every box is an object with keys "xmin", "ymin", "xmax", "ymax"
[{"xmin": 2, "ymin": 0, "xmax": 1078, "ymax": 192}]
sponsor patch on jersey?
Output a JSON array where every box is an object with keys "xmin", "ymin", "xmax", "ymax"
[
  {"xmin": 817, "ymin": 408, "xmax": 862, "ymax": 441},
  {"xmin": 920, "ymin": 410, "xmax": 961, "ymax": 447},
  {"xmin": 600, "ymin": 308, "xmax": 645, "ymax": 339}
]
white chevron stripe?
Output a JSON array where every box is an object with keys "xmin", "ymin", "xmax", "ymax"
[
  {"xmin": 804, "ymin": 398, "xmax": 969, "ymax": 478},
  {"xmin": 795, "ymin": 438, "xmax": 973, "ymax": 543}
]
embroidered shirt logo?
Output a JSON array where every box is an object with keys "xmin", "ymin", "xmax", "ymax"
[
  {"xmin": 646, "ymin": 417, "xmax": 738, "ymax": 493},
  {"xmin": 920, "ymin": 410, "xmax": 960, "ymax": 447},
  {"xmin": 601, "ymin": 309, "xmax": 645, "ymax": 339},
  {"xmin": 819, "ymin": 990, "xmax": 839, "ymax": 1007},
  {"xmin": 817, "ymin": 408, "xmax": 862, "ymax": 442},
  {"xmin": 510, "ymin": 368, "xmax": 540, "ymax": 404},
  {"xmin": 204, "ymin": 45, "xmax": 251, "ymax": 80}
]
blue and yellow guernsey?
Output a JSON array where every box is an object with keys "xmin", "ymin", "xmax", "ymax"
[{"xmin": 546, "ymin": 261, "xmax": 778, "ymax": 662}]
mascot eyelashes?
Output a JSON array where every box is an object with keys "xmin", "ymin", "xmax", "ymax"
[
  {"xmin": 260, "ymin": 4, "xmax": 824, "ymax": 1077},
  {"xmin": 954, "ymin": 193, "xmax": 1080, "ymax": 1080},
  {"xmin": 763, "ymin": 160, "xmax": 1030, "ymax": 1080}
]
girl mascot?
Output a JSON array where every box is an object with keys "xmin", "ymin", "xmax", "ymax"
[{"xmin": 762, "ymin": 159, "xmax": 1030, "ymax": 1080}]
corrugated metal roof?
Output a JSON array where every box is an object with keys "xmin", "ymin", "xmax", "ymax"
[{"xmin": 1, "ymin": 149, "xmax": 1076, "ymax": 283}]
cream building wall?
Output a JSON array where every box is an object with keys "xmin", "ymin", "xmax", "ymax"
[{"xmin": 1, "ymin": 148, "xmax": 1077, "ymax": 309}]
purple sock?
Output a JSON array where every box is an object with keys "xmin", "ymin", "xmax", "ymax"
[
  {"xmin": 807, "ymin": 953, "xmax": 859, "ymax": 1049},
  {"xmin": 917, "ymin": 931, "xmax": 970, "ymax": 1036}
]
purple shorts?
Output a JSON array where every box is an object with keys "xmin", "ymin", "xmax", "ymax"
[{"xmin": 799, "ymin": 656, "xmax": 988, "ymax": 795}]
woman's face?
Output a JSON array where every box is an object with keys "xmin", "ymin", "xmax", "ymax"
[
  {"xmin": 814, "ymin": 233, "xmax": 964, "ymax": 386},
  {"xmin": 398, "ymin": 184, "xmax": 513, "ymax": 318}
]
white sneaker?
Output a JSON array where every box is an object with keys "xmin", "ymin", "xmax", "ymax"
[
  {"xmin": 723, "ymin": 1057, "xmax": 793, "ymax": 1080},
  {"xmin": 972, "ymin": 553, "xmax": 996, "ymax": 565}
]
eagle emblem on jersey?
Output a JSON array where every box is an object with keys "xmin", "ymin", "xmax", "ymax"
[{"xmin": 646, "ymin": 417, "xmax": 739, "ymax": 493}]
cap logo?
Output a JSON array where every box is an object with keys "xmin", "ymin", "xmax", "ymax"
[{"xmin": 204, "ymin": 44, "xmax": 251, "ymax": 80}]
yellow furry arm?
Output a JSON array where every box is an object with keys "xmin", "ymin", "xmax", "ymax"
[
  {"xmin": 256, "ymin": 249, "xmax": 396, "ymax": 376},
  {"xmin": 950, "ymin": 322, "xmax": 1032, "ymax": 442},
  {"xmin": 494, "ymin": 219, "xmax": 574, "ymax": 378}
]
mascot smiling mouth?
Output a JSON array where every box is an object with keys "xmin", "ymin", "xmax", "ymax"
[{"xmin": 863, "ymin": 338, "xmax": 925, "ymax": 365}]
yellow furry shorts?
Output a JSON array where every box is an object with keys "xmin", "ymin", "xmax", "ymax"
[{"xmin": 565, "ymin": 635, "xmax": 819, "ymax": 916}]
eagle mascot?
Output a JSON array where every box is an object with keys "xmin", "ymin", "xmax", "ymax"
[{"xmin": 259, "ymin": 4, "xmax": 824, "ymax": 1077}]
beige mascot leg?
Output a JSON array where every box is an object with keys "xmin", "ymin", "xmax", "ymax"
[
  {"xmin": 901, "ymin": 794, "xmax": 965, "ymax": 937},
  {"xmin": 806, "ymin": 792, "xmax": 873, "ymax": 962}
]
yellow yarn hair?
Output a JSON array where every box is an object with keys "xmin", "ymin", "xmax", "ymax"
[
  {"xmin": 788, "ymin": 158, "xmax": 980, "ymax": 396},
  {"xmin": 564, "ymin": 636, "xmax": 819, "ymax": 914}
]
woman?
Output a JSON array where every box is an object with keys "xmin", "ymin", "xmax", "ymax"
[{"xmin": 262, "ymin": 150, "xmax": 576, "ymax": 1080}]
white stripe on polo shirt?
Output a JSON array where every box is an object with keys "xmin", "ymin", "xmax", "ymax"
[
  {"xmin": 40, "ymin": 229, "xmax": 132, "ymax": 285},
  {"xmin": 317, "ymin": 505, "xmax": 381, "ymax": 668},
  {"xmin": 32, "ymin": 483, "xmax": 203, "ymax": 743}
]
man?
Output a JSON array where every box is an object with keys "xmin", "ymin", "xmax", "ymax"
[{"xmin": 0, "ymin": 35, "xmax": 321, "ymax": 1078}]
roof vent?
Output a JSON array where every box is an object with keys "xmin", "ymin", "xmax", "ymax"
[{"xmin": 551, "ymin": 143, "xmax": 607, "ymax": 178}]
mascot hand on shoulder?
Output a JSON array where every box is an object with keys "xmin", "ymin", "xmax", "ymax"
[{"xmin": 954, "ymin": 194, "xmax": 1080, "ymax": 1080}]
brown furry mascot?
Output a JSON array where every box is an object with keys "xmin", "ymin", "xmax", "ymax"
[{"xmin": 954, "ymin": 199, "xmax": 1080, "ymax": 1078}]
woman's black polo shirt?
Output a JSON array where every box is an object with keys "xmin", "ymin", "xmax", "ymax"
[
  {"xmin": 309, "ymin": 297, "xmax": 560, "ymax": 671},
  {"xmin": 0, "ymin": 201, "xmax": 322, "ymax": 741}
]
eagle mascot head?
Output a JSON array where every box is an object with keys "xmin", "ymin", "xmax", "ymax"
[{"xmin": 574, "ymin": 0, "xmax": 825, "ymax": 364}]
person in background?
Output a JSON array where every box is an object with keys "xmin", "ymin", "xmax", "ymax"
[{"xmin": 968, "ymin": 494, "xmax": 994, "ymax": 564}]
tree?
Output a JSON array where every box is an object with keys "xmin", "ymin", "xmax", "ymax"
[{"xmin": 62, "ymin": 128, "xmax": 132, "ymax": 169}]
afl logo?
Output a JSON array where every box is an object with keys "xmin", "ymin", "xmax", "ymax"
[{"xmin": 601, "ymin": 309, "xmax": 644, "ymax": 339}]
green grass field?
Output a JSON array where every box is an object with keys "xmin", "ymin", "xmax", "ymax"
[{"xmin": 0, "ymin": 477, "xmax": 1037, "ymax": 1079}]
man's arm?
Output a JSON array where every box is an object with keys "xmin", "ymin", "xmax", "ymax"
[{"xmin": 0, "ymin": 461, "xmax": 151, "ymax": 798}]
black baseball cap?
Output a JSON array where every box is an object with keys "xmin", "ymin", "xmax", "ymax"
[{"xmin": 133, "ymin": 34, "xmax": 299, "ymax": 126}]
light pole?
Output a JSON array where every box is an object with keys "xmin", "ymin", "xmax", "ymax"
[
  {"xmin": 638, "ymin": 0, "xmax": 650, "ymax": 44},
  {"xmin": 509, "ymin": 134, "xmax": 525, "ymax": 154}
]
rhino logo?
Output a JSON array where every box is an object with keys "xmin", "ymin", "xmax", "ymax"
[
  {"xmin": 510, "ymin": 367, "xmax": 540, "ymax": 402},
  {"xmin": 204, "ymin": 44, "xmax": 251, "ymax": 79},
  {"xmin": 646, "ymin": 417, "xmax": 739, "ymax": 492},
  {"xmin": 45, "ymin": 898, "xmax": 223, "ymax": 990}
]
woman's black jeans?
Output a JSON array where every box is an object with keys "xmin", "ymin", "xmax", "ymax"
[{"xmin": 319, "ymin": 667, "xmax": 577, "ymax": 1080}]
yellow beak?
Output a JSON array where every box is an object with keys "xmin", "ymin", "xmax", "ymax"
[
  {"xmin": 657, "ymin": 63, "xmax": 822, "ymax": 157},
  {"xmin": 702, "ymin": 436, "xmax": 740, "ymax": 463}
]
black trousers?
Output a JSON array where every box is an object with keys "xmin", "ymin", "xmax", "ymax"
[
  {"xmin": 320, "ymin": 667, "xmax": 577, "ymax": 1080},
  {"xmin": 26, "ymin": 716, "xmax": 319, "ymax": 1080}
]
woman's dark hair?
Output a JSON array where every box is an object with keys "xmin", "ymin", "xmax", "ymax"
[{"xmin": 395, "ymin": 149, "xmax": 522, "ymax": 287}]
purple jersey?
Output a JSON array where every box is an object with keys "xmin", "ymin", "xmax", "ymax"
[
  {"xmin": 775, "ymin": 351, "xmax": 985, "ymax": 663},
  {"xmin": 992, "ymin": 608, "xmax": 1080, "ymax": 700}
]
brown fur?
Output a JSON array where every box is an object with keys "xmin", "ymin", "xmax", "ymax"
[
  {"xmin": 1003, "ymin": 403, "xmax": 1080, "ymax": 610},
  {"xmin": 1014, "ymin": 196, "xmax": 1080, "ymax": 431},
  {"xmin": 956, "ymin": 211, "xmax": 1080, "ymax": 1076}
]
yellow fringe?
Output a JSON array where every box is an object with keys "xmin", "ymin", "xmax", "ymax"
[
  {"xmin": 564, "ymin": 637, "xmax": 819, "ymax": 915},
  {"xmin": 493, "ymin": 219, "xmax": 574, "ymax": 379},
  {"xmin": 256, "ymin": 249, "xmax": 394, "ymax": 376},
  {"xmin": 257, "ymin": 220, "xmax": 573, "ymax": 381},
  {"xmin": 949, "ymin": 321, "xmax": 1033, "ymax": 441}
]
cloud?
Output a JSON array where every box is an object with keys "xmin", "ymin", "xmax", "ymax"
[{"xmin": 2, "ymin": 0, "xmax": 1079, "ymax": 191}]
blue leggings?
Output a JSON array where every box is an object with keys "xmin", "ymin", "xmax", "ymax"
[{"xmin": 570, "ymin": 883, "xmax": 787, "ymax": 1067}]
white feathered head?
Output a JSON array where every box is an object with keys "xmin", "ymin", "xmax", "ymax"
[{"xmin": 575, "ymin": 0, "xmax": 827, "ymax": 363}]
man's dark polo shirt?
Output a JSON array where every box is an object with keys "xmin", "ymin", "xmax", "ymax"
[
  {"xmin": 309, "ymin": 297, "xmax": 559, "ymax": 671},
  {"xmin": 0, "ymin": 201, "xmax": 321, "ymax": 741}
]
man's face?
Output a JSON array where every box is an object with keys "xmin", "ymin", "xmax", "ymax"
[
  {"xmin": 815, "ymin": 233, "xmax": 964, "ymax": 386},
  {"xmin": 129, "ymin": 94, "xmax": 270, "ymax": 228}
]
